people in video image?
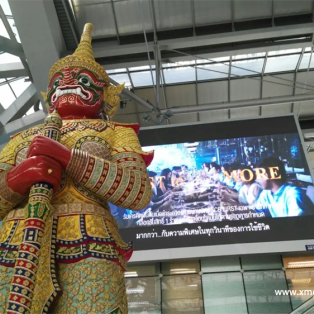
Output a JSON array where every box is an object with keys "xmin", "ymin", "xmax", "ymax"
[
  {"xmin": 220, "ymin": 165, "xmax": 262, "ymax": 206},
  {"xmin": 221, "ymin": 164, "xmax": 235, "ymax": 188},
  {"xmin": 111, "ymin": 133, "xmax": 314, "ymax": 228},
  {"xmin": 149, "ymin": 171, "xmax": 173, "ymax": 210},
  {"xmin": 198, "ymin": 162, "xmax": 212, "ymax": 180},
  {"xmin": 181, "ymin": 165, "xmax": 193, "ymax": 182},
  {"xmin": 254, "ymin": 157, "xmax": 314, "ymax": 217},
  {"xmin": 157, "ymin": 168, "xmax": 172, "ymax": 196},
  {"xmin": 211, "ymin": 163, "xmax": 224, "ymax": 183}
]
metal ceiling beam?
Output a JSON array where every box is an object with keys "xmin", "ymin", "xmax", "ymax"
[
  {"xmin": 154, "ymin": 44, "xmax": 161, "ymax": 108},
  {"xmin": 0, "ymin": 110, "xmax": 46, "ymax": 146},
  {"xmin": 231, "ymin": 0, "xmax": 235, "ymax": 32},
  {"xmin": 110, "ymin": 0, "xmax": 120, "ymax": 44},
  {"xmin": 271, "ymin": 0, "xmax": 275, "ymax": 27},
  {"xmin": 0, "ymin": 104, "xmax": 4, "ymax": 117},
  {"xmin": 0, "ymin": 83, "xmax": 38, "ymax": 125},
  {"xmin": 260, "ymin": 52, "xmax": 268, "ymax": 115},
  {"xmin": 159, "ymin": 94, "xmax": 314, "ymax": 115},
  {"xmin": 125, "ymin": 68, "xmax": 141, "ymax": 123},
  {"xmin": 191, "ymin": 0, "xmax": 196, "ymax": 36},
  {"xmin": 149, "ymin": 0, "xmax": 158, "ymax": 42},
  {"xmin": 195, "ymin": 60, "xmax": 199, "ymax": 121},
  {"xmin": 110, "ymin": 78, "xmax": 156, "ymax": 111},
  {"xmin": 9, "ymin": 0, "xmax": 67, "ymax": 112},
  {"xmin": 0, "ymin": 35, "xmax": 25, "ymax": 58},
  {"xmin": 292, "ymin": 48, "xmax": 305, "ymax": 113},
  {"xmin": 228, "ymin": 56, "xmax": 232, "ymax": 102},
  {"xmin": 0, "ymin": 62, "xmax": 26, "ymax": 78},
  {"xmin": 93, "ymin": 23, "xmax": 314, "ymax": 58},
  {"xmin": 0, "ymin": 77, "xmax": 26, "ymax": 86},
  {"xmin": 5, "ymin": 78, "xmax": 17, "ymax": 98},
  {"xmin": 260, "ymin": 52, "xmax": 268, "ymax": 98},
  {"xmin": 228, "ymin": 56, "xmax": 232, "ymax": 119}
]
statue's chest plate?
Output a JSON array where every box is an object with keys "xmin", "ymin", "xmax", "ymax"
[
  {"xmin": 60, "ymin": 121, "xmax": 115, "ymax": 159},
  {"xmin": 75, "ymin": 136, "xmax": 112, "ymax": 159},
  {"xmin": 13, "ymin": 120, "xmax": 115, "ymax": 166}
]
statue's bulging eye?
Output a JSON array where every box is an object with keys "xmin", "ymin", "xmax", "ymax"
[
  {"xmin": 79, "ymin": 76, "xmax": 91, "ymax": 86},
  {"xmin": 53, "ymin": 79, "xmax": 60, "ymax": 88}
]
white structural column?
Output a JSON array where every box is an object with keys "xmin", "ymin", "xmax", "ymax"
[{"xmin": 8, "ymin": 0, "xmax": 67, "ymax": 103}]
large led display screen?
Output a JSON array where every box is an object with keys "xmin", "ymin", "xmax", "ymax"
[{"xmin": 111, "ymin": 116, "xmax": 314, "ymax": 253}]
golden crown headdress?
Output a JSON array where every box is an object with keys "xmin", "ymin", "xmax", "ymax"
[{"xmin": 45, "ymin": 23, "xmax": 123, "ymax": 117}]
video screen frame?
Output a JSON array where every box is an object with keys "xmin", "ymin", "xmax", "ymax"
[{"xmin": 118, "ymin": 115, "xmax": 314, "ymax": 262}]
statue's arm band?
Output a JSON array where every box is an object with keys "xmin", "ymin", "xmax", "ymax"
[{"xmin": 66, "ymin": 149, "xmax": 152, "ymax": 210}]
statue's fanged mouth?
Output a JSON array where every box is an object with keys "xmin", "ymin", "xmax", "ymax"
[{"xmin": 51, "ymin": 85, "xmax": 91, "ymax": 103}]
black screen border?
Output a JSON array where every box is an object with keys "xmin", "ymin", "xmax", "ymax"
[
  {"xmin": 138, "ymin": 115, "xmax": 299, "ymax": 146},
  {"xmin": 121, "ymin": 114, "xmax": 314, "ymax": 260}
]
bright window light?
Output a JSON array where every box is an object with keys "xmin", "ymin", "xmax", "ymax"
[
  {"xmin": 9, "ymin": 78, "xmax": 31, "ymax": 97},
  {"xmin": 0, "ymin": 83, "xmax": 15, "ymax": 109},
  {"xmin": 0, "ymin": 0, "xmax": 12, "ymax": 15},
  {"xmin": 106, "ymin": 68, "xmax": 127, "ymax": 74},
  {"xmin": 268, "ymin": 48, "xmax": 302, "ymax": 56}
]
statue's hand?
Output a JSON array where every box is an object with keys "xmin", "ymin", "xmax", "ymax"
[
  {"xmin": 7, "ymin": 156, "xmax": 63, "ymax": 194},
  {"xmin": 27, "ymin": 135, "xmax": 71, "ymax": 168}
]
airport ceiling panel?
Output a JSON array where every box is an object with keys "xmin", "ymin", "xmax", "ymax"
[
  {"xmin": 296, "ymin": 72, "xmax": 314, "ymax": 94},
  {"xmin": 194, "ymin": 0, "xmax": 232, "ymax": 26},
  {"xmin": 274, "ymin": 0, "xmax": 312, "ymax": 15},
  {"xmin": 73, "ymin": 1, "xmax": 116, "ymax": 38},
  {"xmin": 298, "ymin": 100, "xmax": 314, "ymax": 117},
  {"xmin": 197, "ymin": 81, "xmax": 229, "ymax": 105},
  {"xmin": 170, "ymin": 112, "xmax": 199, "ymax": 124},
  {"xmin": 262, "ymin": 73, "xmax": 295, "ymax": 98},
  {"xmin": 73, "ymin": 0, "xmax": 109, "ymax": 5},
  {"xmin": 133, "ymin": 88, "xmax": 159, "ymax": 112},
  {"xmin": 230, "ymin": 106, "xmax": 260, "ymax": 119},
  {"xmin": 165, "ymin": 84, "xmax": 197, "ymax": 108},
  {"xmin": 153, "ymin": 0, "xmax": 193, "ymax": 31},
  {"xmin": 72, "ymin": 0, "xmax": 314, "ymax": 41},
  {"xmin": 233, "ymin": 0, "xmax": 273, "ymax": 20},
  {"xmin": 114, "ymin": 0, "xmax": 153, "ymax": 36},
  {"xmin": 230, "ymin": 78, "xmax": 260, "ymax": 101}
]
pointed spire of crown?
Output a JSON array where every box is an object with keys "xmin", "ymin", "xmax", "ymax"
[{"xmin": 73, "ymin": 23, "xmax": 94, "ymax": 60}]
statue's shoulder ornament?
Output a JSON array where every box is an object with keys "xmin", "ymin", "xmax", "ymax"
[
  {"xmin": 61, "ymin": 120, "xmax": 116, "ymax": 136},
  {"xmin": 110, "ymin": 121, "xmax": 140, "ymax": 134},
  {"xmin": 20, "ymin": 124, "xmax": 44, "ymax": 140}
]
